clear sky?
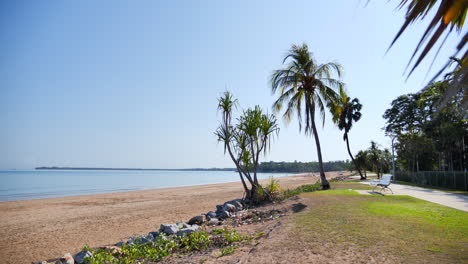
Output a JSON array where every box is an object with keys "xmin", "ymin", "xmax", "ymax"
[{"xmin": 0, "ymin": 0, "xmax": 464, "ymax": 170}]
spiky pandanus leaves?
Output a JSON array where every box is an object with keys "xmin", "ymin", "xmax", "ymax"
[
  {"xmin": 271, "ymin": 43, "xmax": 344, "ymax": 189},
  {"xmin": 215, "ymin": 92, "xmax": 279, "ymax": 203}
]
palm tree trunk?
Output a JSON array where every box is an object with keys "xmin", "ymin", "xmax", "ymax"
[
  {"xmin": 345, "ymin": 134, "xmax": 364, "ymax": 180},
  {"xmin": 310, "ymin": 109, "xmax": 330, "ymax": 190}
]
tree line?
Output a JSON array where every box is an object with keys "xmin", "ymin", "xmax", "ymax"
[{"xmin": 257, "ymin": 160, "xmax": 353, "ymax": 173}]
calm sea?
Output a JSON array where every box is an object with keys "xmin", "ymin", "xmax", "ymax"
[{"xmin": 0, "ymin": 170, "xmax": 298, "ymax": 202}]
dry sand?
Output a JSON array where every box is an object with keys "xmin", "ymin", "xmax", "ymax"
[{"xmin": 0, "ymin": 172, "xmax": 347, "ymax": 264}]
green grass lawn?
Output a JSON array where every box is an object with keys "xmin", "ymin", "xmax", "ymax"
[{"xmin": 292, "ymin": 182, "xmax": 467, "ymax": 263}]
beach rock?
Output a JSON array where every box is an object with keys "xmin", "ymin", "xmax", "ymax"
[
  {"xmin": 226, "ymin": 199, "xmax": 244, "ymax": 210},
  {"xmin": 176, "ymin": 224, "xmax": 199, "ymax": 236},
  {"xmin": 223, "ymin": 203, "xmax": 237, "ymax": 212},
  {"xmin": 207, "ymin": 218, "xmax": 220, "ymax": 226},
  {"xmin": 217, "ymin": 210, "xmax": 231, "ymax": 219},
  {"xmin": 206, "ymin": 211, "xmax": 217, "ymax": 219},
  {"xmin": 148, "ymin": 231, "xmax": 160, "ymax": 240},
  {"xmin": 136, "ymin": 236, "xmax": 151, "ymax": 245},
  {"xmin": 216, "ymin": 204, "xmax": 224, "ymax": 213},
  {"xmin": 115, "ymin": 241, "xmax": 125, "ymax": 247},
  {"xmin": 159, "ymin": 224, "xmax": 179, "ymax": 235},
  {"xmin": 59, "ymin": 253, "xmax": 74, "ymax": 264},
  {"xmin": 188, "ymin": 215, "xmax": 205, "ymax": 225},
  {"xmin": 126, "ymin": 237, "xmax": 135, "ymax": 245},
  {"xmin": 177, "ymin": 228, "xmax": 195, "ymax": 236},
  {"xmin": 74, "ymin": 251, "xmax": 93, "ymax": 264}
]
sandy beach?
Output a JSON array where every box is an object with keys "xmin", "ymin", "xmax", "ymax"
[{"xmin": 0, "ymin": 172, "xmax": 347, "ymax": 264}]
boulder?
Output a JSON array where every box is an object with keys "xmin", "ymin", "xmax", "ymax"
[
  {"xmin": 74, "ymin": 251, "xmax": 93, "ymax": 264},
  {"xmin": 226, "ymin": 199, "xmax": 244, "ymax": 210},
  {"xmin": 115, "ymin": 241, "xmax": 125, "ymax": 247},
  {"xmin": 159, "ymin": 224, "xmax": 179, "ymax": 235},
  {"xmin": 207, "ymin": 218, "xmax": 220, "ymax": 226},
  {"xmin": 216, "ymin": 204, "xmax": 224, "ymax": 213},
  {"xmin": 223, "ymin": 203, "xmax": 237, "ymax": 212},
  {"xmin": 206, "ymin": 211, "xmax": 217, "ymax": 219},
  {"xmin": 177, "ymin": 228, "xmax": 195, "ymax": 236},
  {"xmin": 188, "ymin": 215, "xmax": 205, "ymax": 225},
  {"xmin": 59, "ymin": 253, "xmax": 74, "ymax": 264},
  {"xmin": 217, "ymin": 210, "xmax": 231, "ymax": 219},
  {"xmin": 147, "ymin": 231, "xmax": 160, "ymax": 240},
  {"xmin": 136, "ymin": 236, "xmax": 151, "ymax": 245},
  {"xmin": 223, "ymin": 199, "xmax": 244, "ymax": 212},
  {"xmin": 176, "ymin": 224, "xmax": 199, "ymax": 236}
]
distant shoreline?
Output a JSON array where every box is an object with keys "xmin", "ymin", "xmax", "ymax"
[{"xmin": 35, "ymin": 167, "xmax": 236, "ymax": 171}]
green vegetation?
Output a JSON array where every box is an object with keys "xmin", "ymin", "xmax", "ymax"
[
  {"xmin": 81, "ymin": 228, "xmax": 250, "ymax": 263},
  {"xmin": 256, "ymin": 177, "xmax": 282, "ymax": 202},
  {"xmin": 292, "ymin": 182, "xmax": 467, "ymax": 263},
  {"xmin": 271, "ymin": 43, "xmax": 345, "ymax": 190},
  {"xmin": 257, "ymin": 160, "xmax": 353, "ymax": 173},
  {"xmin": 215, "ymin": 91, "xmax": 279, "ymax": 202},
  {"xmin": 354, "ymin": 141, "xmax": 392, "ymax": 178},
  {"xmin": 383, "ymin": 81, "xmax": 466, "ymax": 173},
  {"xmin": 281, "ymin": 182, "xmax": 322, "ymax": 199},
  {"xmin": 329, "ymin": 87, "xmax": 364, "ymax": 179},
  {"xmin": 218, "ymin": 245, "xmax": 237, "ymax": 257},
  {"xmin": 388, "ymin": 0, "xmax": 466, "ymax": 110}
]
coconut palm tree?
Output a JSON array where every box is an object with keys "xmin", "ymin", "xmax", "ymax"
[
  {"xmin": 330, "ymin": 87, "xmax": 364, "ymax": 179},
  {"xmin": 355, "ymin": 150, "xmax": 369, "ymax": 179},
  {"xmin": 368, "ymin": 141, "xmax": 382, "ymax": 178},
  {"xmin": 271, "ymin": 43, "xmax": 344, "ymax": 189}
]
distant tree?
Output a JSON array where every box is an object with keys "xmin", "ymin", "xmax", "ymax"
[
  {"xmin": 355, "ymin": 150, "xmax": 370, "ymax": 179},
  {"xmin": 368, "ymin": 141, "xmax": 381, "ymax": 178},
  {"xmin": 271, "ymin": 43, "xmax": 344, "ymax": 189},
  {"xmin": 330, "ymin": 87, "xmax": 364, "ymax": 179},
  {"xmin": 215, "ymin": 92, "xmax": 279, "ymax": 202},
  {"xmin": 383, "ymin": 81, "xmax": 467, "ymax": 171},
  {"xmin": 257, "ymin": 160, "xmax": 353, "ymax": 173}
]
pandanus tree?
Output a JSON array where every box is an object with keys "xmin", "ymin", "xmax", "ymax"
[
  {"xmin": 271, "ymin": 43, "xmax": 344, "ymax": 189},
  {"xmin": 215, "ymin": 91, "xmax": 279, "ymax": 202},
  {"xmin": 330, "ymin": 88, "xmax": 364, "ymax": 179}
]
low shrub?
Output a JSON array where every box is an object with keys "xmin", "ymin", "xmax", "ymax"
[
  {"xmin": 81, "ymin": 229, "xmax": 250, "ymax": 263},
  {"xmin": 282, "ymin": 182, "xmax": 321, "ymax": 199}
]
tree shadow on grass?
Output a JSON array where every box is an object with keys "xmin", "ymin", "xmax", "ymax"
[{"xmin": 292, "ymin": 203, "xmax": 307, "ymax": 213}]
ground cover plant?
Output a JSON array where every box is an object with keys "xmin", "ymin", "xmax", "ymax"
[
  {"xmin": 80, "ymin": 228, "xmax": 250, "ymax": 264},
  {"xmin": 292, "ymin": 182, "xmax": 467, "ymax": 263}
]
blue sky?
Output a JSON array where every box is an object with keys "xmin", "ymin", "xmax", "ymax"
[{"xmin": 0, "ymin": 0, "xmax": 463, "ymax": 169}]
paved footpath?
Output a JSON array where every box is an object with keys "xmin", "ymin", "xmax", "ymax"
[{"xmin": 356, "ymin": 181, "xmax": 468, "ymax": 212}]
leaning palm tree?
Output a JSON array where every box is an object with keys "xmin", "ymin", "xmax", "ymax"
[
  {"xmin": 271, "ymin": 43, "xmax": 344, "ymax": 189},
  {"xmin": 330, "ymin": 87, "xmax": 364, "ymax": 179}
]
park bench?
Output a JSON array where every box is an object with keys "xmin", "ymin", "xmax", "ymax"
[{"xmin": 369, "ymin": 174, "xmax": 393, "ymax": 194}]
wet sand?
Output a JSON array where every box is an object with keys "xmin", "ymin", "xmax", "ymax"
[{"xmin": 0, "ymin": 171, "xmax": 349, "ymax": 264}]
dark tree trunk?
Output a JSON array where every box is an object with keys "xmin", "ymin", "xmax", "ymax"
[
  {"xmin": 310, "ymin": 110, "xmax": 330, "ymax": 190},
  {"xmin": 345, "ymin": 134, "xmax": 364, "ymax": 180},
  {"xmin": 238, "ymin": 172, "xmax": 249, "ymax": 199}
]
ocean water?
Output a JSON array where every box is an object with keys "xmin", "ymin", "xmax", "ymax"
[{"xmin": 0, "ymin": 170, "xmax": 298, "ymax": 202}]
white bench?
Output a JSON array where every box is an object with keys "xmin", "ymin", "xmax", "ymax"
[{"xmin": 369, "ymin": 175, "xmax": 393, "ymax": 194}]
